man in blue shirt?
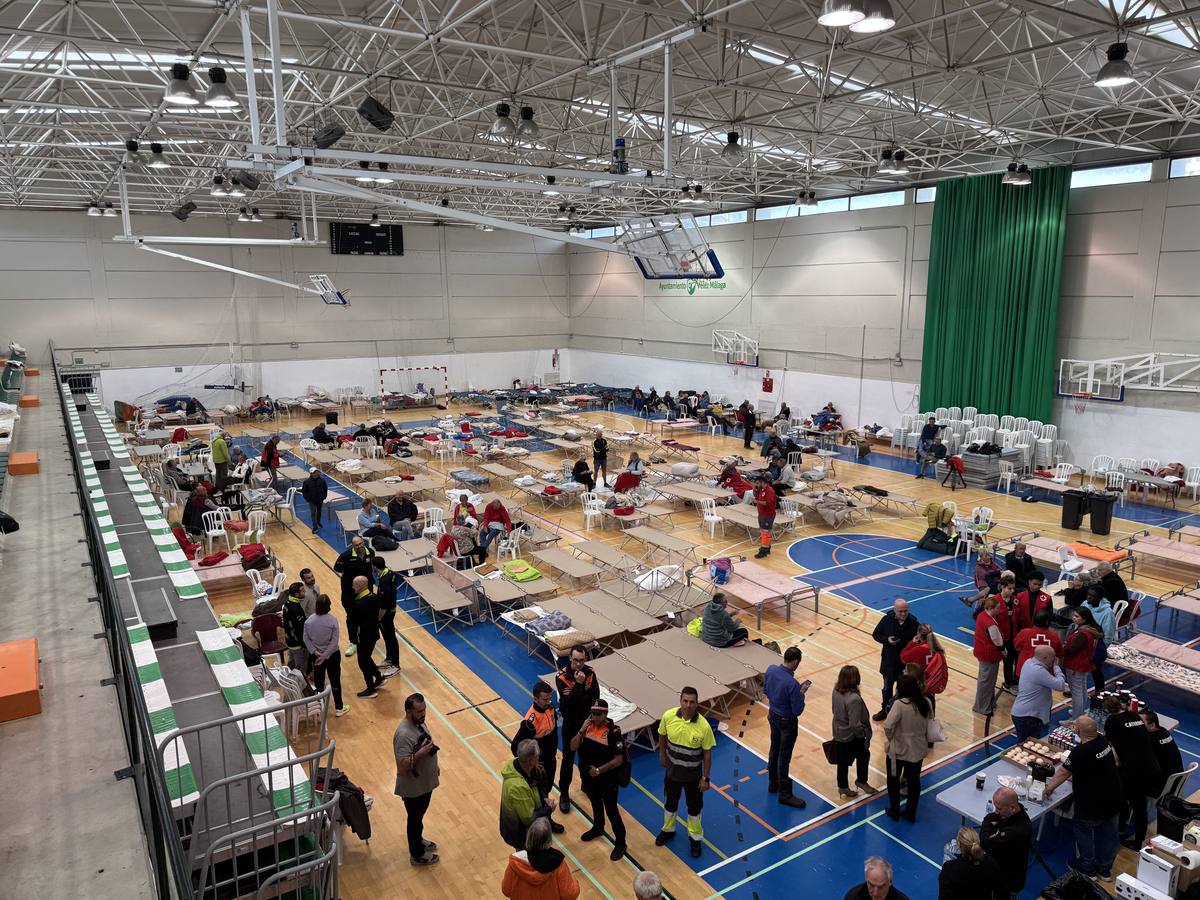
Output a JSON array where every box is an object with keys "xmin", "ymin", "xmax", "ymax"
[
  {"xmin": 1011, "ymin": 645, "xmax": 1067, "ymax": 742},
  {"xmin": 764, "ymin": 646, "xmax": 808, "ymax": 808}
]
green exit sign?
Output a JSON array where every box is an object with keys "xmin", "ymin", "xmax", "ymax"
[
  {"xmin": 74, "ymin": 357, "xmax": 84, "ymax": 364},
  {"xmin": 175, "ymin": 367, "xmax": 183, "ymax": 373}
]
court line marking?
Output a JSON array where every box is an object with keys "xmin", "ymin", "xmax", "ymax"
[{"xmin": 867, "ymin": 820, "xmax": 943, "ymax": 870}]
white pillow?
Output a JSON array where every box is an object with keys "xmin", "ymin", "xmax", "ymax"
[{"xmin": 671, "ymin": 462, "xmax": 700, "ymax": 477}]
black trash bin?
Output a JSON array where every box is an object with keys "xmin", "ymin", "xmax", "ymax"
[
  {"xmin": 1061, "ymin": 489, "xmax": 1088, "ymax": 529},
  {"xmin": 1089, "ymin": 492, "xmax": 1118, "ymax": 536},
  {"xmin": 325, "ymin": 410, "xmax": 339, "ymax": 426}
]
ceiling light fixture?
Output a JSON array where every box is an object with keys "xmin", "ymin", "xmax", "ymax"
[
  {"xmin": 721, "ymin": 131, "xmax": 745, "ymax": 163},
  {"xmin": 226, "ymin": 176, "xmax": 246, "ymax": 197},
  {"xmin": 1002, "ymin": 162, "xmax": 1019, "ymax": 185},
  {"xmin": 103, "ymin": 202, "xmax": 118, "ymax": 217},
  {"xmin": 799, "ymin": 190, "xmax": 818, "ymax": 207},
  {"xmin": 691, "ymin": 185, "xmax": 705, "ymax": 205},
  {"xmin": 250, "ymin": 208, "xmax": 263, "ymax": 222},
  {"xmin": 818, "ymin": 0, "xmax": 866, "ymax": 28},
  {"xmin": 1095, "ymin": 41, "xmax": 1136, "ymax": 88},
  {"xmin": 210, "ymin": 175, "xmax": 229, "ymax": 197},
  {"xmin": 490, "ymin": 102, "xmax": 516, "ymax": 137},
  {"xmin": 145, "ymin": 142, "xmax": 169, "ymax": 168},
  {"xmin": 86, "ymin": 202, "xmax": 102, "ymax": 217},
  {"xmin": 374, "ymin": 162, "xmax": 394, "ymax": 184},
  {"xmin": 889, "ymin": 149, "xmax": 909, "ymax": 174},
  {"xmin": 355, "ymin": 160, "xmax": 374, "ymax": 183},
  {"xmin": 122, "ymin": 139, "xmax": 140, "ymax": 167},
  {"xmin": 237, "ymin": 171, "xmax": 260, "ymax": 192},
  {"xmin": 164, "ymin": 62, "xmax": 199, "ymax": 105},
  {"xmin": 516, "ymin": 105, "xmax": 539, "ymax": 139},
  {"xmin": 204, "ymin": 66, "xmax": 239, "ymax": 108},
  {"xmin": 238, "ymin": 207, "xmax": 250, "ymax": 222},
  {"xmin": 1014, "ymin": 163, "xmax": 1032, "ymax": 186},
  {"xmin": 369, "ymin": 211, "xmax": 381, "ymax": 228},
  {"xmin": 482, "ymin": 224, "xmax": 495, "ymax": 232},
  {"xmin": 542, "ymin": 175, "xmax": 560, "ymax": 196},
  {"xmin": 849, "ymin": 0, "xmax": 895, "ymax": 32}
]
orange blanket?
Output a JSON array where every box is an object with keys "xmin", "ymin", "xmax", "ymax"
[{"xmin": 1068, "ymin": 541, "xmax": 1125, "ymax": 563}]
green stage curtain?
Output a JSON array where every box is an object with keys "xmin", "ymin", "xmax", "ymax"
[{"xmin": 919, "ymin": 165, "xmax": 1071, "ymax": 423}]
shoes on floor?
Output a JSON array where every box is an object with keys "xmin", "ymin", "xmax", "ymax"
[
  {"xmin": 345, "ymin": 645, "xmax": 356, "ymax": 657},
  {"xmin": 779, "ymin": 794, "xmax": 806, "ymax": 809},
  {"xmin": 885, "ymin": 809, "xmax": 900, "ymax": 822},
  {"xmin": 335, "ymin": 705, "xmax": 351, "ymax": 717},
  {"xmin": 855, "ymin": 781, "xmax": 878, "ymax": 794},
  {"xmin": 422, "ymin": 840, "xmax": 438, "ymax": 852},
  {"xmin": 1120, "ymin": 837, "xmax": 1141, "ymax": 851},
  {"xmin": 915, "ymin": 474, "xmax": 924, "ymax": 479},
  {"xmin": 610, "ymin": 844, "xmax": 626, "ymax": 862},
  {"xmin": 838, "ymin": 788, "xmax": 859, "ymax": 799},
  {"xmin": 690, "ymin": 839, "xmax": 702, "ymax": 859},
  {"xmin": 312, "ymin": 527, "xmax": 319, "ymax": 534},
  {"xmin": 871, "ymin": 710, "xmax": 888, "ymax": 722},
  {"xmin": 559, "ymin": 795, "xmax": 571, "ymax": 814},
  {"xmin": 580, "ymin": 828, "xmax": 604, "ymax": 842},
  {"xmin": 655, "ymin": 831, "xmax": 674, "ymax": 846},
  {"xmin": 380, "ymin": 665, "xmax": 400, "ymax": 678},
  {"xmin": 767, "ymin": 782, "xmax": 779, "ymax": 794},
  {"xmin": 356, "ymin": 688, "xmax": 378, "ymax": 699},
  {"xmin": 754, "ymin": 547, "xmax": 770, "ymax": 559},
  {"xmin": 549, "ymin": 819, "xmax": 565, "ymax": 834},
  {"xmin": 410, "ymin": 853, "xmax": 439, "ymax": 866}
]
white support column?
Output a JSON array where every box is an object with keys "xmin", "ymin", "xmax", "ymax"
[
  {"xmin": 239, "ymin": 5, "xmax": 263, "ymax": 155},
  {"xmin": 117, "ymin": 167, "xmax": 132, "ymax": 236},
  {"xmin": 662, "ymin": 43, "xmax": 672, "ymax": 176},
  {"xmin": 266, "ymin": 0, "xmax": 287, "ymax": 146},
  {"xmin": 609, "ymin": 68, "xmax": 619, "ymax": 160}
]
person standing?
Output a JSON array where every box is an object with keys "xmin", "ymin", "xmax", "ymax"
[
  {"xmin": 655, "ymin": 687, "xmax": 716, "ymax": 859},
  {"xmin": 591, "ymin": 430, "xmax": 609, "ymax": 488},
  {"xmin": 1045, "ymin": 715, "xmax": 1121, "ymax": 880},
  {"xmin": 1063, "ymin": 606, "xmax": 1103, "ymax": 719},
  {"xmin": 1141, "ymin": 710, "xmax": 1185, "ymax": 783},
  {"xmin": 979, "ymin": 786, "xmax": 1032, "ymax": 899},
  {"xmin": 899, "ymin": 624, "xmax": 949, "ymax": 713},
  {"xmin": 937, "ymin": 828, "xmax": 1004, "ymax": 899},
  {"xmin": 843, "ymin": 857, "xmax": 909, "ymax": 900},
  {"xmin": 570, "ymin": 699, "xmax": 628, "ymax": 860},
  {"xmin": 351, "ymin": 576, "xmax": 384, "ymax": 698},
  {"xmin": 500, "ymin": 817, "xmax": 580, "ymax": 900},
  {"xmin": 1012, "ymin": 611, "xmax": 1063, "ymax": 679},
  {"xmin": 832, "ymin": 665, "xmax": 874, "ymax": 798},
  {"xmin": 333, "ymin": 537, "xmax": 375, "ymax": 655},
  {"xmin": 740, "ymin": 401, "xmax": 757, "ymax": 450},
  {"xmin": 1101, "ymin": 695, "xmax": 1161, "ymax": 849},
  {"xmin": 394, "ymin": 693, "xmax": 440, "ymax": 865},
  {"xmin": 871, "ymin": 599, "xmax": 919, "ymax": 721},
  {"xmin": 1012, "ymin": 570, "xmax": 1053, "ymax": 634},
  {"xmin": 1010, "ymin": 645, "xmax": 1067, "ymax": 742},
  {"xmin": 972, "ymin": 595, "xmax": 1005, "ymax": 716},
  {"xmin": 261, "ymin": 434, "xmax": 281, "ymax": 489},
  {"xmin": 753, "ymin": 476, "xmax": 777, "ymax": 559},
  {"xmin": 994, "ymin": 582, "xmax": 1018, "ymax": 691},
  {"xmin": 556, "ymin": 646, "xmax": 599, "ymax": 814},
  {"xmin": 211, "ymin": 431, "xmax": 232, "ymax": 492},
  {"xmin": 301, "ymin": 469, "xmax": 328, "ymax": 534},
  {"xmin": 298, "ymin": 567, "xmax": 321, "ymax": 617},
  {"xmin": 511, "ymin": 682, "xmax": 561, "ymax": 830},
  {"xmin": 764, "ymin": 647, "xmax": 808, "ymax": 809},
  {"xmin": 501, "ymin": 739, "xmax": 555, "ymax": 850},
  {"xmin": 282, "ymin": 582, "xmax": 310, "ymax": 674},
  {"xmin": 883, "ymin": 675, "xmax": 931, "ymax": 822},
  {"xmin": 1003, "ymin": 543, "xmax": 1037, "ymax": 594},
  {"xmin": 303, "ymin": 595, "xmax": 348, "ymax": 717},
  {"xmin": 371, "ymin": 557, "xmax": 401, "ymax": 677}
]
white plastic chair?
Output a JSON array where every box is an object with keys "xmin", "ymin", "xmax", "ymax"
[
  {"xmin": 1090, "ymin": 455, "xmax": 1114, "ymax": 481},
  {"xmin": 1058, "ymin": 545, "xmax": 1084, "ymax": 575},
  {"xmin": 1050, "ymin": 462, "xmax": 1074, "ymax": 485},
  {"xmin": 997, "ymin": 460, "xmax": 1016, "ymax": 493},
  {"xmin": 1158, "ymin": 762, "xmax": 1198, "ymax": 802},
  {"xmin": 706, "ymin": 416, "xmax": 720, "ymax": 437},
  {"xmin": 271, "ymin": 570, "xmax": 287, "ymax": 595},
  {"xmin": 242, "ymin": 509, "xmax": 268, "ymax": 547},
  {"xmin": 1013, "ymin": 417, "xmax": 1030, "ymax": 433},
  {"xmin": 1186, "ymin": 466, "xmax": 1200, "ymax": 502},
  {"xmin": 1140, "ymin": 457, "xmax": 1160, "ymax": 472},
  {"xmin": 353, "ymin": 436, "xmax": 373, "ymax": 457},
  {"xmin": 436, "ymin": 440, "xmax": 460, "ymax": 464},
  {"xmin": 962, "ymin": 406, "xmax": 978, "ymax": 423},
  {"xmin": 700, "ymin": 497, "xmax": 724, "ymax": 538},
  {"xmin": 162, "ymin": 442, "xmax": 181, "ymax": 462},
  {"xmin": 245, "ymin": 568, "xmax": 266, "ymax": 592},
  {"xmin": 1026, "ymin": 421, "xmax": 1043, "ymax": 435},
  {"xmin": 1105, "ymin": 471, "xmax": 1126, "ymax": 506},
  {"xmin": 583, "ymin": 498, "xmax": 605, "ymax": 531},
  {"xmin": 274, "ymin": 486, "xmax": 299, "ymax": 523},
  {"xmin": 999, "ymin": 415, "xmax": 1016, "ymax": 432},
  {"xmin": 202, "ymin": 507, "xmax": 233, "ymax": 553},
  {"xmin": 1117, "ymin": 457, "xmax": 1136, "ymax": 474},
  {"xmin": 422, "ymin": 506, "xmax": 446, "ymax": 538},
  {"xmin": 942, "ymin": 500, "xmax": 957, "ymax": 517}
]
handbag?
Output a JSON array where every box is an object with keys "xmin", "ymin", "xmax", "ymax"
[
  {"xmin": 821, "ymin": 740, "xmax": 838, "ymax": 765},
  {"xmin": 927, "ymin": 716, "xmax": 947, "ymax": 743}
]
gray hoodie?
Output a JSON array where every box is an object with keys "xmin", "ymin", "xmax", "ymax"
[{"xmin": 701, "ymin": 598, "xmax": 739, "ymax": 647}]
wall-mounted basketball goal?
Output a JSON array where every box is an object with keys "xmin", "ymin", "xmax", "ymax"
[
  {"xmin": 619, "ymin": 213, "xmax": 724, "ymax": 280},
  {"xmin": 713, "ymin": 330, "xmax": 759, "ymax": 367},
  {"xmin": 1056, "ymin": 353, "xmax": 1200, "ymax": 414}
]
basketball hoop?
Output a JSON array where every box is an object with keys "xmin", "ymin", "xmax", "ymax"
[{"xmin": 1071, "ymin": 391, "xmax": 1093, "ymax": 414}]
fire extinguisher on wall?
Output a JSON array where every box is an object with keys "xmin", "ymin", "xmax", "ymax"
[
  {"xmin": 762, "ymin": 371, "xmax": 774, "ymax": 393},
  {"xmin": 551, "ymin": 349, "xmax": 559, "ymax": 370}
]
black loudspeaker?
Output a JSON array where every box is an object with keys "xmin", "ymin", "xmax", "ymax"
[
  {"xmin": 237, "ymin": 171, "xmax": 261, "ymax": 192},
  {"xmin": 172, "ymin": 201, "xmax": 197, "ymax": 222},
  {"xmin": 313, "ymin": 124, "xmax": 345, "ymax": 149},
  {"xmin": 357, "ymin": 96, "xmax": 394, "ymax": 131}
]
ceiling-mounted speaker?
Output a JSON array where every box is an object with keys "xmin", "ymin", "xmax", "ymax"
[
  {"xmin": 172, "ymin": 201, "xmax": 197, "ymax": 222},
  {"xmin": 357, "ymin": 96, "xmax": 395, "ymax": 131},
  {"xmin": 237, "ymin": 171, "xmax": 261, "ymax": 192},
  {"xmin": 313, "ymin": 123, "xmax": 346, "ymax": 149}
]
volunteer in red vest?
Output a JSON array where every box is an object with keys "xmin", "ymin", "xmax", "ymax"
[
  {"xmin": 510, "ymin": 682, "xmax": 564, "ymax": 834},
  {"xmin": 993, "ymin": 581, "xmax": 1019, "ymax": 692},
  {"xmin": 1013, "ymin": 570, "xmax": 1053, "ymax": 634},
  {"xmin": 973, "ymin": 596, "xmax": 1005, "ymax": 716},
  {"xmin": 899, "ymin": 624, "xmax": 949, "ymax": 713},
  {"xmin": 260, "ymin": 434, "xmax": 281, "ymax": 488},
  {"xmin": 1064, "ymin": 607, "xmax": 1104, "ymax": 720},
  {"xmin": 1013, "ymin": 610, "xmax": 1064, "ymax": 678},
  {"xmin": 753, "ymin": 476, "xmax": 777, "ymax": 559},
  {"xmin": 478, "ymin": 498, "xmax": 513, "ymax": 558},
  {"xmin": 569, "ymin": 699, "xmax": 628, "ymax": 861},
  {"xmin": 717, "ymin": 464, "xmax": 754, "ymax": 503}
]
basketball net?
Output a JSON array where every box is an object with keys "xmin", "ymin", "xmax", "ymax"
[{"xmin": 1071, "ymin": 391, "xmax": 1092, "ymax": 415}]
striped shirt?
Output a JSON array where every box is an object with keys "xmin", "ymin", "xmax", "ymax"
[{"xmin": 658, "ymin": 707, "xmax": 715, "ymax": 782}]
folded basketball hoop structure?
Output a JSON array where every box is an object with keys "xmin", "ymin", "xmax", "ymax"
[
  {"xmin": 618, "ymin": 213, "xmax": 724, "ymax": 280},
  {"xmin": 310, "ymin": 274, "xmax": 350, "ymax": 307},
  {"xmin": 713, "ymin": 330, "xmax": 759, "ymax": 367}
]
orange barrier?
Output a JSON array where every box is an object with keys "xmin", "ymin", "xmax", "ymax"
[
  {"xmin": 18, "ymin": 395, "xmax": 38, "ymax": 408},
  {"xmin": 23, "ymin": 367, "xmax": 38, "ymax": 376},
  {"xmin": 0, "ymin": 638, "xmax": 41, "ymax": 722},
  {"xmin": 7, "ymin": 451, "xmax": 39, "ymax": 475}
]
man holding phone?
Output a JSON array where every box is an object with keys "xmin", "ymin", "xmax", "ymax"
[
  {"xmin": 394, "ymin": 693, "xmax": 440, "ymax": 866},
  {"xmin": 763, "ymin": 646, "xmax": 808, "ymax": 809}
]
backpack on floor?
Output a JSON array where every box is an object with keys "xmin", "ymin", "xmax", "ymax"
[{"xmin": 371, "ymin": 534, "xmax": 399, "ymax": 551}]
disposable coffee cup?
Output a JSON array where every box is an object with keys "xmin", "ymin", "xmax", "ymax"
[{"xmin": 975, "ymin": 773, "xmax": 986, "ymax": 790}]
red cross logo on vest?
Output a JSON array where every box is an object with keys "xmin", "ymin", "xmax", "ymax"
[{"xmin": 1031, "ymin": 633, "xmax": 1052, "ymax": 647}]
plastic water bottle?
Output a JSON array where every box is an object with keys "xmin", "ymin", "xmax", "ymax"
[{"xmin": 985, "ymin": 799, "xmax": 994, "ymax": 815}]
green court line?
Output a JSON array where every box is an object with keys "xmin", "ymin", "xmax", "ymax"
[{"xmin": 867, "ymin": 821, "xmax": 943, "ymax": 870}]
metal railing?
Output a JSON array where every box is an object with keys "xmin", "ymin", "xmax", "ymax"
[{"xmin": 51, "ymin": 345, "xmax": 195, "ymax": 899}]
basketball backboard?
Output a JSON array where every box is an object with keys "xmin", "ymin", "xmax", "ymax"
[{"xmin": 617, "ymin": 213, "xmax": 724, "ymax": 280}]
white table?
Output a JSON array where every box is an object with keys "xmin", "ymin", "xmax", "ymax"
[{"xmin": 936, "ymin": 756, "xmax": 1071, "ymax": 842}]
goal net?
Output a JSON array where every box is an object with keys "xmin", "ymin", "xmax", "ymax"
[{"xmin": 379, "ymin": 367, "xmax": 447, "ymax": 408}]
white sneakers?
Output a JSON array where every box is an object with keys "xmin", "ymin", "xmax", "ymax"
[{"xmin": 335, "ymin": 705, "xmax": 351, "ymax": 717}]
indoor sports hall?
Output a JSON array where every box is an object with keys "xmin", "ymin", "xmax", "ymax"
[{"xmin": 2, "ymin": 3, "xmax": 1200, "ymax": 900}]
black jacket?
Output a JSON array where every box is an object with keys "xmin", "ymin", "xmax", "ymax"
[
  {"xmin": 872, "ymin": 611, "xmax": 920, "ymax": 676},
  {"xmin": 1100, "ymin": 570, "xmax": 1130, "ymax": 608},
  {"xmin": 388, "ymin": 496, "xmax": 418, "ymax": 524},
  {"xmin": 301, "ymin": 475, "xmax": 328, "ymax": 504},
  {"xmin": 555, "ymin": 664, "xmax": 599, "ymax": 726},
  {"xmin": 376, "ymin": 568, "xmax": 401, "ymax": 614},
  {"xmin": 980, "ymin": 806, "xmax": 1032, "ymax": 893},
  {"xmin": 844, "ymin": 885, "xmax": 908, "ymax": 900},
  {"xmin": 1004, "ymin": 551, "xmax": 1038, "ymax": 591},
  {"xmin": 317, "ymin": 768, "xmax": 371, "ymax": 840},
  {"xmin": 334, "ymin": 545, "xmax": 376, "ymax": 602},
  {"xmin": 283, "ymin": 595, "xmax": 307, "ymax": 651},
  {"xmin": 937, "ymin": 854, "xmax": 1005, "ymax": 900}
]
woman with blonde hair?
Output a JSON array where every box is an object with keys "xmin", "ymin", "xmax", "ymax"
[
  {"xmin": 937, "ymin": 827, "xmax": 1003, "ymax": 898},
  {"xmin": 831, "ymin": 665, "xmax": 874, "ymax": 798}
]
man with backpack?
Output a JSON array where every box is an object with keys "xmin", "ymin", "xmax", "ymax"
[{"xmin": 570, "ymin": 699, "xmax": 629, "ymax": 861}]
